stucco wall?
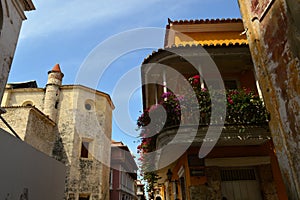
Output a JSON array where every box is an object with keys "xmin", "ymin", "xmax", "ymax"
[{"xmin": 0, "ymin": 128, "xmax": 66, "ymax": 200}]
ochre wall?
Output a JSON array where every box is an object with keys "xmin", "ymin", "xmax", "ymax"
[
  {"xmin": 238, "ymin": 0, "xmax": 300, "ymax": 198},
  {"xmin": 174, "ymin": 31, "xmax": 248, "ymax": 46},
  {"xmin": 168, "ymin": 143, "xmax": 287, "ymax": 200}
]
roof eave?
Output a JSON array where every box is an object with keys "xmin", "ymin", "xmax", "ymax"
[{"xmin": 23, "ymin": 0, "xmax": 35, "ymax": 11}]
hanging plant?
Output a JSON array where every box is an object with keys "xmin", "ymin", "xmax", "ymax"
[{"xmin": 137, "ymin": 75, "xmax": 269, "ymax": 187}]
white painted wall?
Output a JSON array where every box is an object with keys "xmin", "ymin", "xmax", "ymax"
[{"xmin": 0, "ymin": 128, "xmax": 66, "ymax": 200}]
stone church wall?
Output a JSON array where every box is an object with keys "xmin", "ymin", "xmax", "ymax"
[{"xmin": 0, "ymin": 106, "xmax": 55, "ymax": 156}]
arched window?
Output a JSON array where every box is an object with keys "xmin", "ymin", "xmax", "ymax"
[{"xmin": 22, "ymin": 101, "xmax": 33, "ymax": 106}]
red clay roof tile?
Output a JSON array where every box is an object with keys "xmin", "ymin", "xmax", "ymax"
[
  {"xmin": 52, "ymin": 64, "xmax": 62, "ymax": 72},
  {"xmin": 168, "ymin": 18, "xmax": 242, "ymax": 25}
]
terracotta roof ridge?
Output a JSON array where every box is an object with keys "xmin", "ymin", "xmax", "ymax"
[{"xmin": 168, "ymin": 18, "xmax": 242, "ymax": 25}]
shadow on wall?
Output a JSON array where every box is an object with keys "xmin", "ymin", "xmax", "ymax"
[
  {"xmin": 286, "ymin": 0, "xmax": 300, "ymax": 59},
  {"xmin": 52, "ymin": 126, "xmax": 68, "ymax": 164}
]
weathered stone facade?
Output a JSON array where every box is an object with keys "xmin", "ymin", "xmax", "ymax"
[
  {"xmin": 258, "ymin": 164, "xmax": 279, "ymax": 200},
  {"xmin": 0, "ymin": 106, "xmax": 55, "ymax": 155},
  {"xmin": 0, "ymin": 0, "xmax": 35, "ymax": 105},
  {"xmin": 238, "ymin": 0, "xmax": 300, "ymax": 198},
  {"xmin": 0, "ymin": 65, "xmax": 114, "ymax": 200}
]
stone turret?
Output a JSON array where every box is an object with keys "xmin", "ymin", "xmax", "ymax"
[{"xmin": 43, "ymin": 64, "xmax": 64, "ymax": 122}]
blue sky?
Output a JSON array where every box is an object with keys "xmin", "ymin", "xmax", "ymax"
[{"xmin": 9, "ymin": 0, "xmax": 241, "ymax": 157}]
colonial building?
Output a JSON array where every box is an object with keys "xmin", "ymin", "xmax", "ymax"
[
  {"xmin": 138, "ymin": 19, "xmax": 288, "ymax": 199},
  {"xmin": 0, "ymin": 0, "xmax": 35, "ymax": 111},
  {"xmin": 0, "ymin": 64, "xmax": 114, "ymax": 200},
  {"xmin": 136, "ymin": 180, "xmax": 146, "ymax": 200},
  {"xmin": 110, "ymin": 140, "xmax": 138, "ymax": 200},
  {"xmin": 0, "ymin": 2, "xmax": 67, "ymax": 199}
]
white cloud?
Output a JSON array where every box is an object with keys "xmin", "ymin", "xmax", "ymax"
[
  {"xmin": 21, "ymin": 0, "xmax": 161, "ymax": 39},
  {"xmin": 20, "ymin": 0, "xmax": 239, "ymax": 40}
]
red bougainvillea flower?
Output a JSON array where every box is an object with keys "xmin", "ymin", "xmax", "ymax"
[
  {"xmin": 193, "ymin": 75, "xmax": 200, "ymax": 79},
  {"xmin": 227, "ymin": 97, "xmax": 234, "ymax": 104},
  {"xmin": 192, "ymin": 75, "xmax": 201, "ymax": 85},
  {"xmin": 193, "ymin": 79, "xmax": 199, "ymax": 85}
]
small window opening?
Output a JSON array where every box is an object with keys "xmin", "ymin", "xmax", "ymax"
[
  {"xmin": 55, "ymin": 101, "xmax": 59, "ymax": 109},
  {"xmin": 84, "ymin": 99, "xmax": 95, "ymax": 111},
  {"xmin": 81, "ymin": 141, "xmax": 90, "ymax": 158},
  {"xmin": 109, "ymin": 169, "xmax": 113, "ymax": 189},
  {"xmin": 22, "ymin": 101, "xmax": 33, "ymax": 106},
  {"xmin": 85, "ymin": 103, "xmax": 91, "ymax": 110},
  {"xmin": 79, "ymin": 194, "xmax": 90, "ymax": 200}
]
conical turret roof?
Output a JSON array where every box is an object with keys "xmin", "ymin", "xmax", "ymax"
[{"xmin": 52, "ymin": 64, "xmax": 62, "ymax": 72}]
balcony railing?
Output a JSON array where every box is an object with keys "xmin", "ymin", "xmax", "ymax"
[
  {"xmin": 155, "ymin": 123, "xmax": 271, "ymax": 149},
  {"xmin": 119, "ymin": 183, "xmax": 135, "ymax": 196},
  {"xmin": 137, "ymin": 76, "xmax": 271, "ymax": 197},
  {"xmin": 137, "ymin": 85, "xmax": 269, "ymax": 154}
]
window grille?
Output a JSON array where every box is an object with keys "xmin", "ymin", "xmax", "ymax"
[{"xmin": 221, "ymin": 168, "xmax": 256, "ymax": 181}]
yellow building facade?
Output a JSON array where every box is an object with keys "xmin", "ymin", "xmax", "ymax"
[{"xmin": 139, "ymin": 19, "xmax": 287, "ymax": 200}]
